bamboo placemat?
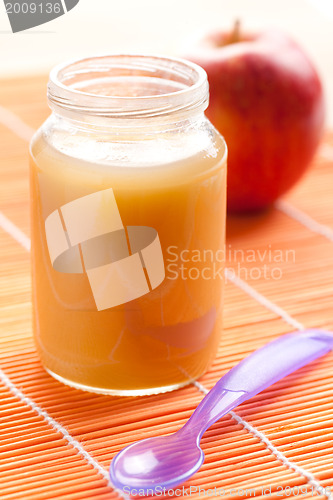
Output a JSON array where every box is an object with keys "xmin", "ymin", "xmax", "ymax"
[{"xmin": 0, "ymin": 75, "xmax": 332, "ymax": 500}]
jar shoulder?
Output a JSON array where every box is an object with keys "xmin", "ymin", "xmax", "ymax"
[{"xmin": 30, "ymin": 114, "xmax": 227, "ymax": 186}]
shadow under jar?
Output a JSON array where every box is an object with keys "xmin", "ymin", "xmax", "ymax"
[{"xmin": 30, "ymin": 54, "xmax": 227, "ymax": 395}]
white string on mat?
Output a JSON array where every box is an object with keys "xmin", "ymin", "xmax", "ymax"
[
  {"xmin": 0, "ymin": 368, "xmax": 132, "ymax": 499},
  {"xmin": 277, "ymin": 200, "xmax": 333, "ymax": 243},
  {"xmin": 193, "ymin": 380, "xmax": 332, "ymax": 500},
  {"xmin": 0, "ymin": 108, "xmax": 332, "ymax": 499},
  {"xmin": 0, "ymin": 105, "xmax": 35, "ymax": 142},
  {"xmin": 0, "ymin": 211, "xmax": 31, "ymax": 251},
  {"xmin": 224, "ymin": 268, "xmax": 305, "ymax": 331}
]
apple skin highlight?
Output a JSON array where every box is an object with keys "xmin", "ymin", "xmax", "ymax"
[{"xmin": 185, "ymin": 29, "xmax": 325, "ymax": 212}]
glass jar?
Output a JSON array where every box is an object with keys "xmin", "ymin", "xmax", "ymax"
[{"xmin": 30, "ymin": 54, "xmax": 227, "ymax": 396}]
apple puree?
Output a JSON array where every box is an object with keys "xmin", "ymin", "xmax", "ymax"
[{"xmin": 30, "ymin": 132, "xmax": 227, "ymax": 394}]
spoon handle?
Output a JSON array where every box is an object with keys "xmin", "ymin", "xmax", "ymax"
[{"xmin": 185, "ymin": 329, "xmax": 333, "ymax": 438}]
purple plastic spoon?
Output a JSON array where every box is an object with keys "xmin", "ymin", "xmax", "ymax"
[{"xmin": 110, "ymin": 329, "xmax": 333, "ymax": 492}]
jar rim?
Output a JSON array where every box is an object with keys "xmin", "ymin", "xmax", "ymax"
[{"xmin": 47, "ymin": 54, "xmax": 209, "ymax": 119}]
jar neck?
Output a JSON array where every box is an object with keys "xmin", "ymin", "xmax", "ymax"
[
  {"xmin": 47, "ymin": 54, "xmax": 209, "ymax": 129},
  {"xmin": 51, "ymin": 109, "xmax": 208, "ymax": 139}
]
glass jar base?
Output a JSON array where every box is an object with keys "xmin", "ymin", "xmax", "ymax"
[{"xmin": 45, "ymin": 367, "xmax": 194, "ymax": 396}]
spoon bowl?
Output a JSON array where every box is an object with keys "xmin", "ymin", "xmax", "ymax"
[{"xmin": 110, "ymin": 432, "xmax": 204, "ymax": 491}]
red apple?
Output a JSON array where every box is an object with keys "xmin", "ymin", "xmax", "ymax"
[{"xmin": 184, "ymin": 23, "xmax": 325, "ymax": 212}]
